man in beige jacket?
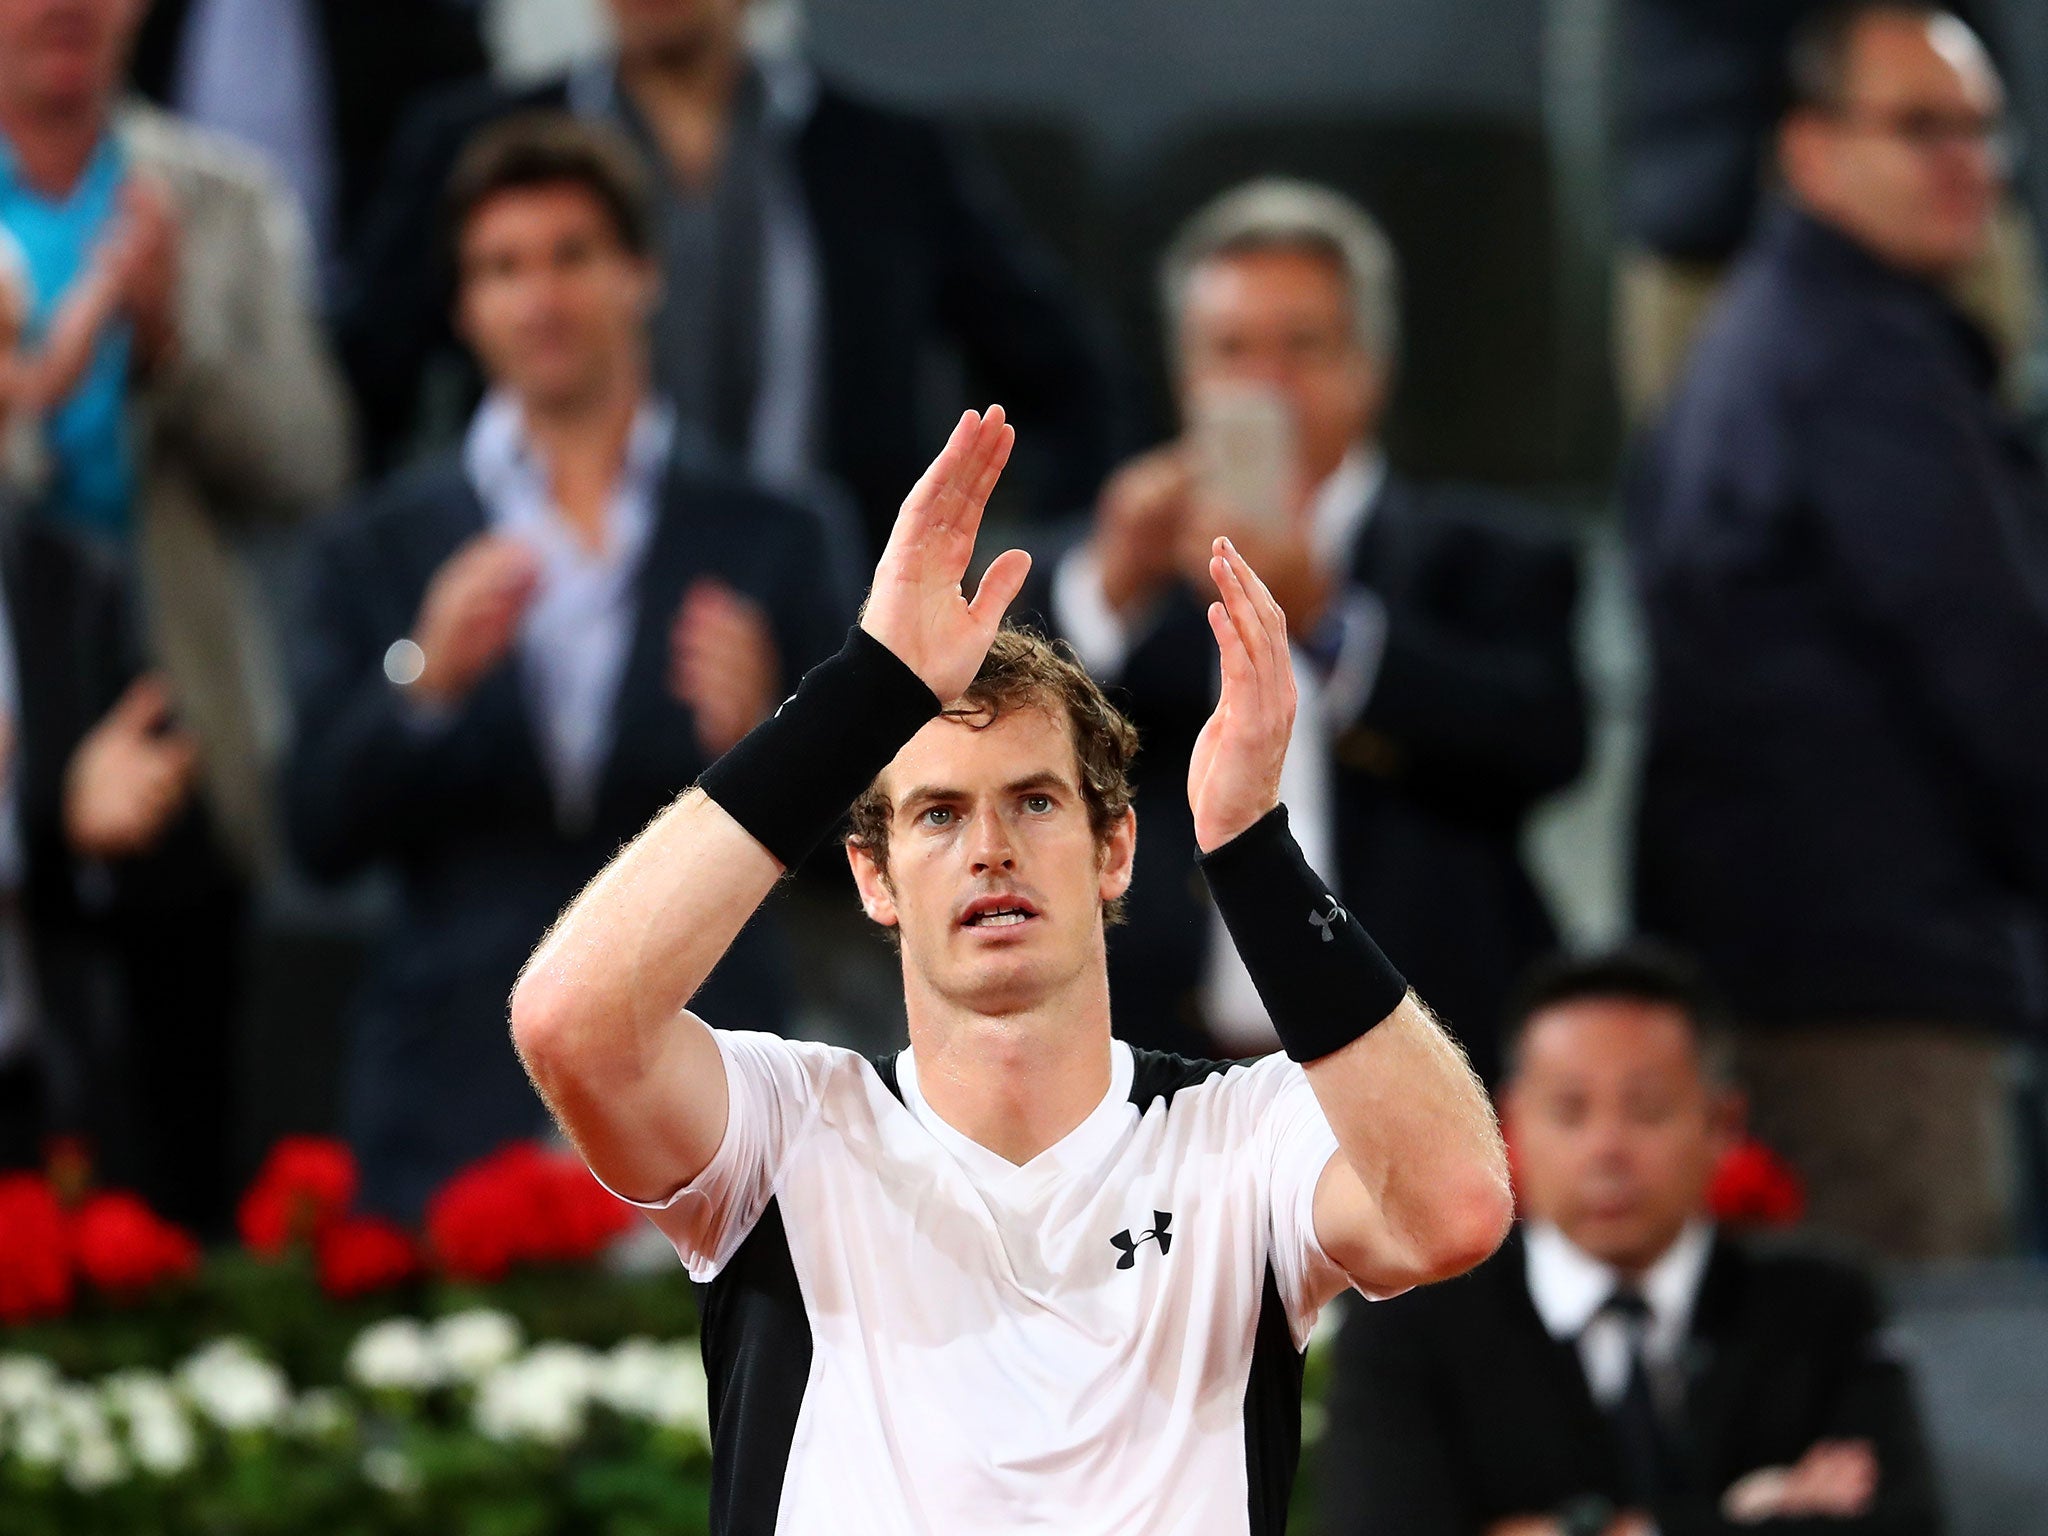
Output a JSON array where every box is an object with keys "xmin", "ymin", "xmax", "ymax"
[{"xmin": 0, "ymin": 0, "xmax": 351, "ymax": 877}]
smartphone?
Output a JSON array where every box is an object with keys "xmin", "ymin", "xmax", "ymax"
[{"xmin": 1189, "ymin": 383, "xmax": 1295, "ymax": 531}]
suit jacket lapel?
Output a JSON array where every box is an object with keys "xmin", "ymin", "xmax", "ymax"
[
  {"xmin": 1496, "ymin": 1229, "xmax": 1625, "ymax": 1480},
  {"xmin": 1675, "ymin": 1234, "xmax": 1752, "ymax": 1490}
]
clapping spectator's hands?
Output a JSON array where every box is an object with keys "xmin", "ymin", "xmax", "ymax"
[
  {"xmin": 64, "ymin": 675, "xmax": 200, "ymax": 859},
  {"xmin": 1090, "ymin": 445, "xmax": 1193, "ymax": 618},
  {"xmin": 407, "ymin": 534, "xmax": 542, "ymax": 708},
  {"xmin": 1722, "ymin": 1439, "xmax": 1879, "ymax": 1523},
  {"xmin": 670, "ymin": 578, "xmax": 780, "ymax": 758},
  {"xmin": 105, "ymin": 175, "xmax": 182, "ymax": 378}
]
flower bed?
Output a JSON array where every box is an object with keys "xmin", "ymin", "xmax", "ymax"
[{"xmin": 0, "ymin": 1140, "xmax": 709, "ymax": 1535}]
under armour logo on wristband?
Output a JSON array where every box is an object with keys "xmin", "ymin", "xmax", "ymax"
[
  {"xmin": 1110, "ymin": 1212, "xmax": 1174, "ymax": 1268},
  {"xmin": 1308, "ymin": 897, "xmax": 1348, "ymax": 942}
]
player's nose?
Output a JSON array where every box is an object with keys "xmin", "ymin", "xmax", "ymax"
[{"xmin": 966, "ymin": 807, "xmax": 1017, "ymax": 873}]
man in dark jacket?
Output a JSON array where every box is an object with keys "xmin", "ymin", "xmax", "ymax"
[
  {"xmin": 1038, "ymin": 180, "xmax": 1584, "ymax": 1075},
  {"xmin": 338, "ymin": 0, "xmax": 1120, "ymax": 550},
  {"xmin": 1628, "ymin": 1, "xmax": 2047, "ymax": 1258},
  {"xmin": 1320, "ymin": 947, "xmax": 1942, "ymax": 1536},
  {"xmin": 288, "ymin": 116, "xmax": 859, "ymax": 1220}
]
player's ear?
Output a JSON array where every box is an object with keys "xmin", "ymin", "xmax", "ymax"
[
  {"xmin": 1097, "ymin": 807, "xmax": 1136, "ymax": 905},
  {"xmin": 847, "ymin": 838, "xmax": 900, "ymax": 929}
]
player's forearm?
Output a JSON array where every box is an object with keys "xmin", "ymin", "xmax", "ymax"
[{"xmin": 1306, "ymin": 998, "xmax": 1512, "ymax": 1283}]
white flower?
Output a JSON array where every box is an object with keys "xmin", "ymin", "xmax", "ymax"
[
  {"xmin": 63, "ymin": 1430, "xmax": 129, "ymax": 1492},
  {"xmin": 102, "ymin": 1372, "xmax": 197, "ymax": 1476},
  {"xmin": 0, "ymin": 1354, "xmax": 59, "ymax": 1414},
  {"xmin": 347, "ymin": 1318, "xmax": 443, "ymax": 1393},
  {"xmin": 473, "ymin": 1343, "xmax": 600, "ymax": 1447},
  {"xmin": 430, "ymin": 1309, "xmax": 523, "ymax": 1383},
  {"xmin": 599, "ymin": 1338, "xmax": 710, "ymax": 1443},
  {"xmin": 12, "ymin": 1409, "xmax": 64, "ymax": 1467},
  {"xmin": 176, "ymin": 1339, "xmax": 290, "ymax": 1433},
  {"xmin": 286, "ymin": 1388, "xmax": 352, "ymax": 1442},
  {"xmin": 361, "ymin": 1444, "xmax": 419, "ymax": 1496}
]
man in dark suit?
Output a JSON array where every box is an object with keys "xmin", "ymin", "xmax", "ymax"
[
  {"xmin": 1628, "ymin": 2, "xmax": 2047, "ymax": 1258},
  {"xmin": 1037, "ymin": 180, "xmax": 1584, "ymax": 1073},
  {"xmin": 129, "ymin": 0, "xmax": 487, "ymax": 283},
  {"xmin": 1320, "ymin": 947, "xmax": 1942, "ymax": 1536},
  {"xmin": 337, "ymin": 0, "xmax": 1120, "ymax": 550},
  {"xmin": 287, "ymin": 115, "xmax": 859, "ymax": 1221}
]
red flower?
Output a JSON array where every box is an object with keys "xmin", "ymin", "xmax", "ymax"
[
  {"xmin": 426, "ymin": 1142, "xmax": 634, "ymax": 1283},
  {"xmin": 0, "ymin": 1174, "xmax": 72, "ymax": 1323},
  {"xmin": 315, "ymin": 1216, "xmax": 419, "ymax": 1300},
  {"xmin": 72, "ymin": 1192, "xmax": 200, "ymax": 1298},
  {"xmin": 239, "ymin": 1137, "xmax": 359, "ymax": 1256},
  {"xmin": 1709, "ymin": 1139, "xmax": 1806, "ymax": 1228}
]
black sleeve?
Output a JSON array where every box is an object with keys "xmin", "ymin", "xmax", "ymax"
[
  {"xmin": 1654, "ymin": 1270, "xmax": 1942, "ymax": 1536},
  {"xmin": 1318, "ymin": 1297, "xmax": 1483, "ymax": 1536},
  {"xmin": 925, "ymin": 122, "xmax": 1125, "ymax": 516},
  {"xmin": 282, "ymin": 515, "xmax": 465, "ymax": 881},
  {"xmin": 1803, "ymin": 327, "xmax": 2048, "ymax": 899},
  {"xmin": 1350, "ymin": 522, "xmax": 1587, "ymax": 805}
]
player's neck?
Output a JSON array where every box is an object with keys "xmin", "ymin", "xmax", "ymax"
[{"xmin": 904, "ymin": 976, "xmax": 1116, "ymax": 1167}]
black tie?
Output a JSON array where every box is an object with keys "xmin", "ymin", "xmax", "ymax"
[{"xmin": 1598, "ymin": 1287, "xmax": 1671, "ymax": 1507}]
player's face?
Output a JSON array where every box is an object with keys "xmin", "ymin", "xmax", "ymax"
[
  {"xmin": 851, "ymin": 705, "xmax": 1135, "ymax": 1018},
  {"xmin": 456, "ymin": 184, "xmax": 656, "ymax": 417},
  {"xmin": 1502, "ymin": 1000, "xmax": 1738, "ymax": 1274}
]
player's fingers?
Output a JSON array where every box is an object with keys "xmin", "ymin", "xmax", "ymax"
[
  {"xmin": 964, "ymin": 409, "xmax": 1014, "ymax": 513},
  {"xmin": 1207, "ymin": 596, "xmax": 1256, "ymax": 700},
  {"xmin": 893, "ymin": 410, "xmax": 983, "ymax": 542},
  {"xmin": 1221, "ymin": 537, "xmax": 1289, "ymax": 654},
  {"xmin": 1211, "ymin": 545, "xmax": 1277, "ymax": 680},
  {"xmin": 966, "ymin": 546, "xmax": 1032, "ymax": 629}
]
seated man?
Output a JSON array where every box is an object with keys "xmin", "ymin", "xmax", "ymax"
[
  {"xmin": 1042, "ymin": 180, "xmax": 1584, "ymax": 1071},
  {"xmin": 1320, "ymin": 946, "xmax": 1942, "ymax": 1536},
  {"xmin": 1628, "ymin": 1, "xmax": 2048, "ymax": 1257},
  {"xmin": 510, "ymin": 404, "xmax": 1512, "ymax": 1532},
  {"xmin": 288, "ymin": 115, "xmax": 859, "ymax": 1221}
]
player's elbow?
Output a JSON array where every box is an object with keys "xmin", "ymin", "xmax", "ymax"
[
  {"xmin": 508, "ymin": 964, "xmax": 583, "ymax": 1088},
  {"xmin": 1414, "ymin": 1171, "xmax": 1515, "ymax": 1282}
]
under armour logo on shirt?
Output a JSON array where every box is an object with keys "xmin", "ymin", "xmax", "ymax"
[
  {"xmin": 1111, "ymin": 1213, "xmax": 1174, "ymax": 1268},
  {"xmin": 1308, "ymin": 897, "xmax": 1347, "ymax": 943}
]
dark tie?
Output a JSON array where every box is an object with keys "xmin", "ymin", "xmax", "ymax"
[{"xmin": 1598, "ymin": 1287, "xmax": 1673, "ymax": 1507}]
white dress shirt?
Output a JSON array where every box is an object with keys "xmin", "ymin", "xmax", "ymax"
[
  {"xmin": 1524, "ymin": 1219, "xmax": 1715, "ymax": 1413},
  {"xmin": 1049, "ymin": 444, "xmax": 1390, "ymax": 1050},
  {"xmin": 463, "ymin": 392, "xmax": 675, "ymax": 831}
]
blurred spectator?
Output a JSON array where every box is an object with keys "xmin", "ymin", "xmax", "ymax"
[
  {"xmin": 338, "ymin": 0, "xmax": 1120, "ymax": 552},
  {"xmin": 0, "ymin": 0, "xmax": 352, "ymax": 874},
  {"xmin": 1629, "ymin": 2, "xmax": 2048, "ymax": 1258},
  {"xmin": 0, "ymin": 246, "xmax": 240, "ymax": 1230},
  {"xmin": 1320, "ymin": 947, "xmax": 1942, "ymax": 1536},
  {"xmin": 128, "ymin": 0, "xmax": 489, "ymax": 292},
  {"xmin": 1037, "ymin": 180, "xmax": 1583, "ymax": 1072},
  {"xmin": 288, "ymin": 115, "xmax": 859, "ymax": 1221},
  {"xmin": 1614, "ymin": 0, "xmax": 2035, "ymax": 415}
]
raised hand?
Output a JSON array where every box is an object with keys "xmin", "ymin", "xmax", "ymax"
[
  {"xmin": 64, "ymin": 675, "xmax": 201, "ymax": 859},
  {"xmin": 407, "ymin": 534, "xmax": 543, "ymax": 708},
  {"xmin": 1188, "ymin": 537, "xmax": 1298, "ymax": 853},
  {"xmin": 859, "ymin": 406, "xmax": 1031, "ymax": 704},
  {"xmin": 670, "ymin": 578, "xmax": 780, "ymax": 757}
]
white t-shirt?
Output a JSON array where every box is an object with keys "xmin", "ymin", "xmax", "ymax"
[{"xmin": 616, "ymin": 1031, "xmax": 1360, "ymax": 1535}]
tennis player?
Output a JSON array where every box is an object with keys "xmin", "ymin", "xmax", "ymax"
[{"xmin": 511, "ymin": 405, "xmax": 1512, "ymax": 1534}]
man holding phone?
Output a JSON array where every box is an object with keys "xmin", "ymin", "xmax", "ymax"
[{"xmin": 1044, "ymin": 180, "xmax": 1586, "ymax": 1077}]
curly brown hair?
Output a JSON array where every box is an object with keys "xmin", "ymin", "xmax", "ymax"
[{"xmin": 846, "ymin": 627, "xmax": 1140, "ymax": 918}]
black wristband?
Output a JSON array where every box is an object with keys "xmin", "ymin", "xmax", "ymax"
[
  {"xmin": 1197, "ymin": 805, "xmax": 1408, "ymax": 1063},
  {"xmin": 697, "ymin": 626, "xmax": 941, "ymax": 869}
]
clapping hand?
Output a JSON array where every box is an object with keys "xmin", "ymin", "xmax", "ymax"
[
  {"xmin": 858, "ymin": 406, "xmax": 1031, "ymax": 704},
  {"xmin": 1188, "ymin": 537, "xmax": 1297, "ymax": 853},
  {"xmin": 671, "ymin": 579, "xmax": 781, "ymax": 758},
  {"xmin": 64, "ymin": 676, "xmax": 201, "ymax": 859}
]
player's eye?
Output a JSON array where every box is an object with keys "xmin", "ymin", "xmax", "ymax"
[
  {"xmin": 1022, "ymin": 794, "xmax": 1054, "ymax": 814},
  {"xmin": 919, "ymin": 806, "xmax": 954, "ymax": 828}
]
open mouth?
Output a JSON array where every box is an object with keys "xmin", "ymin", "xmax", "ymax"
[{"xmin": 959, "ymin": 895, "xmax": 1041, "ymax": 931}]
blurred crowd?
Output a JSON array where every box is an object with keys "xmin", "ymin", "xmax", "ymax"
[{"xmin": 0, "ymin": 0, "xmax": 2043, "ymax": 1527}]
